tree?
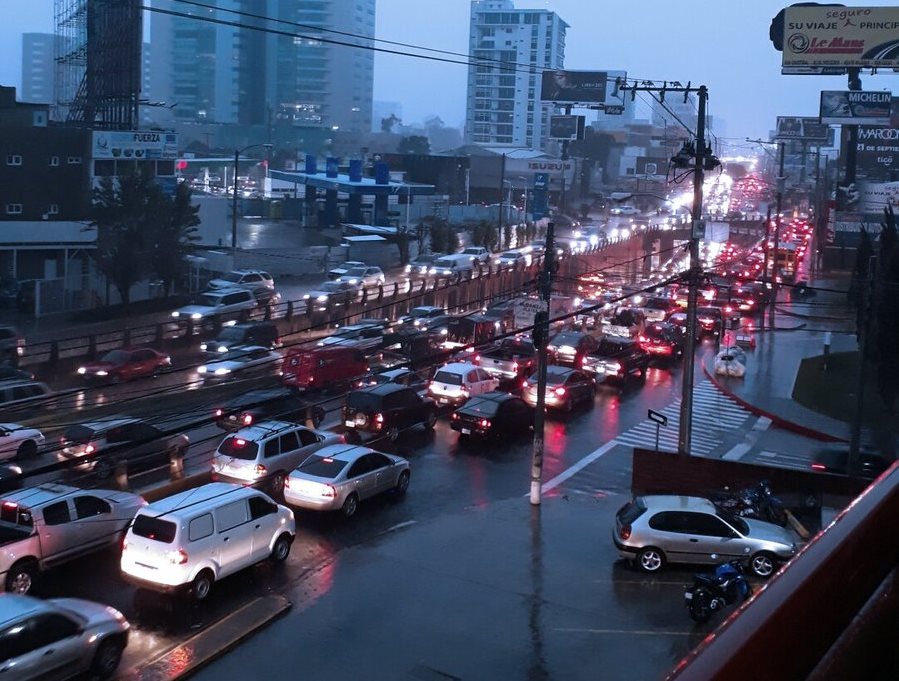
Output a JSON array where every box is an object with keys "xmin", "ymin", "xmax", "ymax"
[
  {"xmin": 515, "ymin": 223, "xmax": 526, "ymax": 248},
  {"xmin": 380, "ymin": 114, "xmax": 401, "ymax": 133},
  {"xmin": 153, "ymin": 183, "xmax": 201, "ymax": 296},
  {"xmin": 446, "ymin": 225, "xmax": 461, "ymax": 253},
  {"xmin": 503, "ymin": 223, "xmax": 513, "ymax": 250},
  {"xmin": 397, "ymin": 135, "xmax": 430, "ymax": 155},
  {"xmin": 429, "ymin": 221, "xmax": 448, "ymax": 254}
]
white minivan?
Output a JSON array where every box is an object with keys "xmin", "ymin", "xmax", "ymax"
[
  {"xmin": 430, "ymin": 254, "xmax": 475, "ymax": 278},
  {"xmin": 120, "ymin": 483, "xmax": 295, "ymax": 601}
]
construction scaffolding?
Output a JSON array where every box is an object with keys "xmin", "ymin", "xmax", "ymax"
[{"xmin": 54, "ymin": 0, "xmax": 142, "ymax": 130}]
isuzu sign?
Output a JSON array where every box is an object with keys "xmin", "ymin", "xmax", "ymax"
[
  {"xmin": 783, "ymin": 6, "xmax": 899, "ymax": 68},
  {"xmin": 820, "ymin": 90, "xmax": 893, "ymax": 125}
]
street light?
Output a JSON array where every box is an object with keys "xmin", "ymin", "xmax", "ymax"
[{"xmin": 232, "ymin": 143, "xmax": 274, "ymax": 254}]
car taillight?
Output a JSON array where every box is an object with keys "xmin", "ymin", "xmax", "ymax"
[
  {"xmin": 811, "ymin": 463, "xmax": 827, "ymax": 471},
  {"xmin": 283, "ymin": 477, "xmax": 291, "ymax": 489},
  {"xmin": 122, "ymin": 538, "xmax": 129, "ymax": 551},
  {"xmin": 85, "ymin": 444, "xmax": 95, "ymax": 455},
  {"xmin": 169, "ymin": 549, "xmax": 189, "ymax": 565},
  {"xmin": 242, "ymin": 413, "xmax": 254, "ymax": 426},
  {"xmin": 214, "ymin": 408, "xmax": 223, "ymax": 417},
  {"xmin": 451, "ymin": 412, "xmax": 459, "ymax": 420},
  {"xmin": 619, "ymin": 525, "xmax": 631, "ymax": 541},
  {"xmin": 479, "ymin": 418, "xmax": 491, "ymax": 428},
  {"xmin": 474, "ymin": 355, "xmax": 480, "ymax": 363},
  {"xmin": 255, "ymin": 464, "xmax": 267, "ymax": 476},
  {"xmin": 512, "ymin": 361, "xmax": 519, "ymax": 371},
  {"xmin": 554, "ymin": 387, "xmax": 566, "ymax": 396},
  {"xmin": 321, "ymin": 485, "xmax": 337, "ymax": 498},
  {"xmin": 521, "ymin": 379, "xmax": 528, "ymax": 390}
]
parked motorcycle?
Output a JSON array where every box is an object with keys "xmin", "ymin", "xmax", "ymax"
[
  {"xmin": 684, "ymin": 557, "xmax": 753, "ymax": 623},
  {"xmin": 711, "ymin": 480, "xmax": 787, "ymax": 526}
]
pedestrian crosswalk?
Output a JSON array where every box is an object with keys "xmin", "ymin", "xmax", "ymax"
[
  {"xmin": 614, "ymin": 381, "xmax": 754, "ymax": 456},
  {"xmin": 743, "ymin": 449, "xmax": 813, "ymax": 471}
]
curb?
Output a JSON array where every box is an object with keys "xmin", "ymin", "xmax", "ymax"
[
  {"xmin": 133, "ymin": 594, "xmax": 291, "ymax": 680},
  {"xmin": 702, "ymin": 362, "xmax": 847, "ymax": 443},
  {"xmin": 774, "ymin": 306, "xmax": 846, "ymax": 322}
]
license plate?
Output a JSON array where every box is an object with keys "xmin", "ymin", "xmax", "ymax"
[
  {"xmin": 344, "ymin": 420, "xmax": 355, "ymax": 428},
  {"xmin": 439, "ymin": 398, "xmax": 449, "ymax": 405},
  {"xmin": 684, "ymin": 592, "xmax": 693, "ymax": 600},
  {"xmin": 461, "ymin": 428, "xmax": 471, "ymax": 435}
]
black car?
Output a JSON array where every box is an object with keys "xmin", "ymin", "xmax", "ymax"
[
  {"xmin": 214, "ymin": 387, "xmax": 323, "ymax": 431},
  {"xmin": 364, "ymin": 368, "xmax": 428, "ymax": 393},
  {"xmin": 342, "ymin": 384, "xmax": 437, "ymax": 443},
  {"xmin": 583, "ymin": 336, "xmax": 649, "ymax": 386},
  {"xmin": 399, "ymin": 305, "xmax": 446, "ymax": 327},
  {"xmin": 450, "ymin": 391, "xmax": 534, "ymax": 439},
  {"xmin": 811, "ymin": 447, "xmax": 895, "ymax": 479},
  {"xmin": 522, "ymin": 366, "xmax": 596, "ymax": 413},
  {"xmin": 547, "ymin": 331, "xmax": 599, "ymax": 367},
  {"xmin": 696, "ymin": 307, "xmax": 725, "ymax": 336},
  {"xmin": 639, "ymin": 322, "xmax": 685, "ymax": 362},
  {"xmin": 200, "ymin": 321, "xmax": 281, "ymax": 355},
  {"xmin": 0, "ymin": 365, "xmax": 33, "ymax": 383}
]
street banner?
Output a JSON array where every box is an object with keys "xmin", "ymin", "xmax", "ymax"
[
  {"xmin": 775, "ymin": 116, "xmax": 831, "ymax": 141},
  {"xmin": 819, "ymin": 90, "xmax": 893, "ymax": 125},
  {"xmin": 856, "ymin": 180, "xmax": 899, "ymax": 212},
  {"xmin": 635, "ymin": 157, "xmax": 669, "ymax": 178},
  {"xmin": 783, "ymin": 6, "xmax": 899, "ymax": 69},
  {"xmin": 541, "ymin": 70, "xmax": 607, "ymax": 103}
]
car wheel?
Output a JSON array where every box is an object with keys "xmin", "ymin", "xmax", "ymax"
[
  {"xmin": 424, "ymin": 410, "xmax": 437, "ymax": 430},
  {"xmin": 394, "ymin": 470, "xmax": 410, "ymax": 495},
  {"xmin": 270, "ymin": 533, "xmax": 292, "ymax": 562},
  {"xmin": 688, "ymin": 588, "xmax": 713, "ymax": 623},
  {"xmin": 344, "ymin": 429, "xmax": 361, "ymax": 445},
  {"xmin": 16, "ymin": 440, "xmax": 37, "ymax": 460},
  {"xmin": 95, "ymin": 458, "xmax": 114, "ymax": 480},
  {"xmin": 386, "ymin": 425, "xmax": 400, "ymax": 442},
  {"xmin": 564, "ymin": 397, "xmax": 574, "ymax": 414},
  {"xmin": 750, "ymin": 552, "xmax": 776, "ymax": 578},
  {"xmin": 271, "ymin": 472, "xmax": 286, "ymax": 496},
  {"xmin": 191, "ymin": 570, "xmax": 214, "ymax": 601},
  {"xmin": 341, "ymin": 493, "xmax": 359, "ymax": 518},
  {"xmin": 91, "ymin": 639, "xmax": 124, "ymax": 679},
  {"xmin": 6, "ymin": 561, "xmax": 36, "ymax": 594},
  {"xmin": 109, "ymin": 373, "xmax": 122, "ymax": 385},
  {"xmin": 311, "ymin": 406, "xmax": 325, "ymax": 428},
  {"xmin": 635, "ymin": 547, "xmax": 665, "ymax": 573}
]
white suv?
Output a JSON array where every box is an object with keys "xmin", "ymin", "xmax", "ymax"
[
  {"xmin": 121, "ymin": 483, "xmax": 295, "ymax": 601},
  {"xmin": 461, "ymin": 247, "xmax": 490, "ymax": 264},
  {"xmin": 171, "ymin": 288, "xmax": 257, "ymax": 322},
  {"xmin": 207, "ymin": 269, "xmax": 274, "ymax": 291},
  {"xmin": 338, "ymin": 265, "xmax": 385, "ymax": 287},
  {"xmin": 427, "ymin": 362, "xmax": 499, "ymax": 407}
]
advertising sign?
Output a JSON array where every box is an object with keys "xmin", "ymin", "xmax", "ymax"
[
  {"xmin": 636, "ymin": 157, "xmax": 669, "ymax": 178},
  {"xmin": 513, "ymin": 298, "xmax": 547, "ymax": 328},
  {"xmin": 820, "ymin": 90, "xmax": 893, "ymax": 125},
  {"xmin": 855, "ymin": 97, "xmax": 899, "ymax": 176},
  {"xmin": 856, "ymin": 180, "xmax": 899, "ymax": 212},
  {"xmin": 540, "ymin": 70, "xmax": 607, "ymax": 103},
  {"xmin": 531, "ymin": 172, "xmax": 549, "ymax": 220},
  {"xmin": 783, "ymin": 6, "xmax": 899, "ymax": 69},
  {"xmin": 775, "ymin": 117, "xmax": 831, "ymax": 141},
  {"xmin": 92, "ymin": 131, "xmax": 179, "ymax": 160},
  {"xmin": 549, "ymin": 115, "xmax": 585, "ymax": 140}
]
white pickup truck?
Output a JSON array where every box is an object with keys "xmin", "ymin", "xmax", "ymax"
[{"xmin": 0, "ymin": 484, "xmax": 145, "ymax": 594}]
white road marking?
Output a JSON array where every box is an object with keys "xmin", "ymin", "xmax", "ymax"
[{"xmin": 541, "ymin": 440, "xmax": 619, "ymax": 493}]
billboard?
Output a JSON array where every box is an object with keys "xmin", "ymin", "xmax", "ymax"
[
  {"xmin": 549, "ymin": 115, "xmax": 585, "ymax": 140},
  {"xmin": 775, "ymin": 116, "xmax": 831, "ymax": 141},
  {"xmin": 783, "ymin": 6, "xmax": 899, "ymax": 69},
  {"xmin": 541, "ymin": 70, "xmax": 607, "ymax": 103},
  {"xmin": 635, "ymin": 157, "xmax": 669, "ymax": 178},
  {"xmin": 92, "ymin": 131, "xmax": 179, "ymax": 160},
  {"xmin": 855, "ymin": 97, "xmax": 899, "ymax": 176},
  {"xmin": 857, "ymin": 180, "xmax": 899, "ymax": 212},
  {"xmin": 820, "ymin": 90, "xmax": 893, "ymax": 125}
]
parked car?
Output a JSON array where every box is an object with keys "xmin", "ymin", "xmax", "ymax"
[
  {"xmin": 338, "ymin": 265, "xmax": 385, "ymax": 287},
  {"xmin": 342, "ymin": 384, "xmax": 437, "ymax": 443},
  {"xmin": 0, "ymin": 423, "xmax": 44, "ymax": 461},
  {"xmin": 328, "ymin": 260, "xmax": 366, "ymax": 280},
  {"xmin": 0, "ymin": 594, "xmax": 130, "ymax": 678},
  {"xmin": 197, "ymin": 345, "xmax": 282, "ymax": 383},
  {"xmin": 284, "ymin": 444, "xmax": 410, "ymax": 517},
  {"xmin": 522, "ymin": 366, "xmax": 595, "ymax": 413},
  {"xmin": 714, "ymin": 347, "xmax": 747, "ymax": 378},
  {"xmin": 404, "ymin": 254, "xmax": 440, "ymax": 278},
  {"xmin": 171, "ymin": 288, "xmax": 257, "ymax": 323},
  {"xmin": 613, "ymin": 495, "xmax": 799, "ymax": 578},
  {"xmin": 281, "ymin": 346, "xmax": 368, "ymax": 392},
  {"xmin": 77, "ymin": 347, "xmax": 171, "ymax": 383},
  {"xmin": 547, "ymin": 331, "xmax": 600, "ymax": 367},
  {"xmin": 496, "ymin": 251, "xmax": 528, "ymax": 268},
  {"xmin": 450, "ymin": 391, "xmax": 534, "ymax": 440},
  {"xmin": 427, "ymin": 362, "xmax": 499, "ymax": 407},
  {"xmin": 201, "ymin": 321, "xmax": 281, "ymax": 355},
  {"xmin": 461, "ymin": 246, "xmax": 491, "ymax": 264},
  {"xmin": 207, "ymin": 269, "xmax": 274, "ymax": 291},
  {"xmin": 121, "ymin": 483, "xmax": 295, "ymax": 600},
  {"xmin": 58, "ymin": 417, "xmax": 189, "ymax": 480},
  {"xmin": 214, "ymin": 388, "xmax": 323, "ymax": 431},
  {"xmin": 302, "ymin": 280, "xmax": 361, "ymax": 310},
  {"xmin": 212, "ymin": 421, "xmax": 342, "ymax": 493},
  {"xmin": 811, "ymin": 446, "xmax": 895, "ymax": 479},
  {"xmin": 583, "ymin": 336, "xmax": 649, "ymax": 386},
  {"xmin": 0, "ymin": 484, "xmax": 146, "ymax": 593}
]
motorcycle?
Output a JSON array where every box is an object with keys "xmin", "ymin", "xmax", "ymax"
[
  {"xmin": 711, "ymin": 480, "xmax": 787, "ymax": 526},
  {"xmin": 684, "ymin": 557, "xmax": 753, "ymax": 623}
]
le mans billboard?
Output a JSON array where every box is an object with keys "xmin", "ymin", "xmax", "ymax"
[{"xmin": 782, "ymin": 6, "xmax": 899, "ymax": 69}]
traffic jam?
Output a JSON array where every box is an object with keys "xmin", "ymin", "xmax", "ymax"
[{"xmin": 0, "ymin": 202, "xmax": 819, "ymax": 678}]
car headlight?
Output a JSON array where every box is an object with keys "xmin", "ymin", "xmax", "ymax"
[
  {"xmin": 404, "ymin": 265, "xmax": 412, "ymax": 273},
  {"xmin": 199, "ymin": 343, "xmax": 208, "ymax": 351},
  {"xmin": 303, "ymin": 294, "xmax": 310, "ymax": 300},
  {"xmin": 348, "ymin": 279, "xmax": 358, "ymax": 285},
  {"xmin": 218, "ymin": 346, "xmax": 228, "ymax": 353},
  {"xmin": 96, "ymin": 370, "xmax": 108, "ymax": 377},
  {"xmin": 317, "ymin": 295, "xmax": 328, "ymax": 302},
  {"xmin": 76, "ymin": 367, "xmax": 86, "ymax": 375},
  {"xmin": 198, "ymin": 366, "xmax": 208, "ymax": 374},
  {"xmin": 191, "ymin": 312, "xmax": 202, "ymax": 320},
  {"xmin": 214, "ymin": 368, "xmax": 231, "ymax": 375},
  {"xmin": 171, "ymin": 311, "xmax": 181, "ymax": 318}
]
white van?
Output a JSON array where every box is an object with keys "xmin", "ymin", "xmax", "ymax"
[
  {"xmin": 120, "ymin": 482, "xmax": 295, "ymax": 601},
  {"xmin": 430, "ymin": 254, "xmax": 475, "ymax": 278}
]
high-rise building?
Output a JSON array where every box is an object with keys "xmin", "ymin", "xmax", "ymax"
[
  {"xmin": 21, "ymin": 33, "xmax": 58, "ymax": 104},
  {"xmin": 464, "ymin": 0, "xmax": 567, "ymax": 151},
  {"xmin": 150, "ymin": 0, "xmax": 374, "ymax": 133}
]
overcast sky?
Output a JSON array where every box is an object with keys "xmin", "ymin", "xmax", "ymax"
[{"xmin": 2, "ymin": 0, "xmax": 896, "ymax": 144}]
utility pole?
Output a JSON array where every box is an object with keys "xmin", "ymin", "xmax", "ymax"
[
  {"xmin": 498, "ymin": 153, "xmax": 506, "ymax": 251},
  {"xmin": 559, "ymin": 103, "xmax": 572, "ymax": 216},
  {"xmin": 529, "ymin": 222, "xmax": 556, "ymax": 506},
  {"xmin": 616, "ymin": 79, "xmax": 715, "ymax": 456},
  {"xmin": 849, "ymin": 255, "xmax": 876, "ymax": 478},
  {"xmin": 231, "ymin": 148, "xmax": 240, "ymax": 254},
  {"xmin": 760, "ymin": 206, "xmax": 772, "ymax": 332},
  {"xmin": 770, "ymin": 141, "xmax": 785, "ymax": 324}
]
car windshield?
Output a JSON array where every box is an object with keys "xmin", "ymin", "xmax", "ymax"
[
  {"xmin": 459, "ymin": 398, "xmax": 499, "ymax": 416},
  {"xmin": 410, "ymin": 307, "xmax": 434, "ymax": 318},
  {"xmin": 318, "ymin": 282, "xmax": 342, "ymax": 293},
  {"xmin": 551, "ymin": 333, "xmax": 582, "ymax": 347},
  {"xmin": 545, "ymin": 368, "xmax": 570, "ymax": 385},
  {"xmin": 502, "ymin": 340, "xmax": 534, "ymax": 355},
  {"xmin": 101, "ymin": 349, "xmax": 130, "ymax": 364},
  {"xmin": 698, "ymin": 307, "xmax": 720, "ymax": 317},
  {"xmin": 218, "ymin": 436, "xmax": 260, "ymax": 460},
  {"xmin": 219, "ymin": 348, "xmax": 258, "ymax": 361},
  {"xmin": 432, "ymin": 370, "xmax": 463, "ymax": 386},
  {"xmin": 372, "ymin": 373, "xmax": 396, "ymax": 385},
  {"xmin": 644, "ymin": 299, "xmax": 671, "ymax": 310},
  {"xmin": 344, "ymin": 267, "xmax": 367, "ymax": 278},
  {"xmin": 216, "ymin": 327, "xmax": 246, "ymax": 343},
  {"xmin": 500, "ymin": 252, "xmax": 518, "ymax": 259},
  {"xmin": 131, "ymin": 514, "xmax": 177, "ymax": 544},
  {"xmin": 198, "ymin": 293, "xmax": 220, "ymax": 306},
  {"xmin": 718, "ymin": 510, "xmax": 749, "ymax": 535},
  {"xmin": 220, "ymin": 272, "xmax": 243, "ymax": 283},
  {"xmin": 347, "ymin": 392, "xmax": 383, "ymax": 411},
  {"xmin": 63, "ymin": 424, "xmax": 97, "ymax": 444},
  {"xmin": 433, "ymin": 259, "xmax": 454, "ymax": 268},
  {"xmin": 298, "ymin": 455, "xmax": 349, "ymax": 479},
  {"xmin": 462, "ymin": 248, "xmax": 480, "ymax": 255},
  {"xmin": 413, "ymin": 255, "xmax": 435, "ymax": 265}
]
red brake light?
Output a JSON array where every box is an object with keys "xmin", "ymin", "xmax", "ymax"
[
  {"xmin": 2, "ymin": 502, "xmax": 16, "ymax": 510},
  {"xmin": 375, "ymin": 413, "xmax": 384, "ymax": 424},
  {"xmin": 474, "ymin": 355, "xmax": 480, "ymax": 363},
  {"xmin": 85, "ymin": 444, "xmax": 95, "ymax": 455},
  {"xmin": 811, "ymin": 463, "xmax": 827, "ymax": 471},
  {"xmin": 512, "ymin": 361, "xmax": 519, "ymax": 371},
  {"xmin": 321, "ymin": 484, "xmax": 337, "ymax": 498},
  {"xmin": 479, "ymin": 418, "xmax": 491, "ymax": 428},
  {"xmin": 214, "ymin": 408, "xmax": 223, "ymax": 417},
  {"xmin": 554, "ymin": 387, "xmax": 566, "ymax": 396},
  {"xmin": 242, "ymin": 413, "xmax": 254, "ymax": 426},
  {"xmin": 235, "ymin": 439, "xmax": 246, "ymax": 446},
  {"xmin": 619, "ymin": 525, "xmax": 632, "ymax": 541},
  {"xmin": 169, "ymin": 549, "xmax": 189, "ymax": 565},
  {"xmin": 451, "ymin": 412, "xmax": 459, "ymax": 420}
]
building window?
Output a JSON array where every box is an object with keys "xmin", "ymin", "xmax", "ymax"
[
  {"xmin": 6, "ymin": 155, "xmax": 22, "ymax": 166},
  {"xmin": 49, "ymin": 156, "xmax": 59, "ymax": 167},
  {"xmin": 67, "ymin": 156, "xmax": 82, "ymax": 165},
  {"xmin": 5, "ymin": 204, "xmax": 23, "ymax": 215}
]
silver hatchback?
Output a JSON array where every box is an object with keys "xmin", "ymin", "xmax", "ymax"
[
  {"xmin": 613, "ymin": 495, "xmax": 799, "ymax": 578},
  {"xmin": 0, "ymin": 593, "xmax": 129, "ymax": 679}
]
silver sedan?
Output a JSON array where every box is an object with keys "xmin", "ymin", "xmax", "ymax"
[{"xmin": 283, "ymin": 444, "xmax": 410, "ymax": 518}]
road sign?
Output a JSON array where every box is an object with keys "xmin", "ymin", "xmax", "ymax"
[
  {"xmin": 692, "ymin": 219, "xmax": 706, "ymax": 239},
  {"xmin": 648, "ymin": 409, "xmax": 668, "ymax": 426},
  {"xmin": 513, "ymin": 298, "xmax": 548, "ymax": 328}
]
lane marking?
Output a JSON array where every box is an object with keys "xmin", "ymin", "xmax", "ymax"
[{"xmin": 541, "ymin": 440, "xmax": 619, "ymax": 493}]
